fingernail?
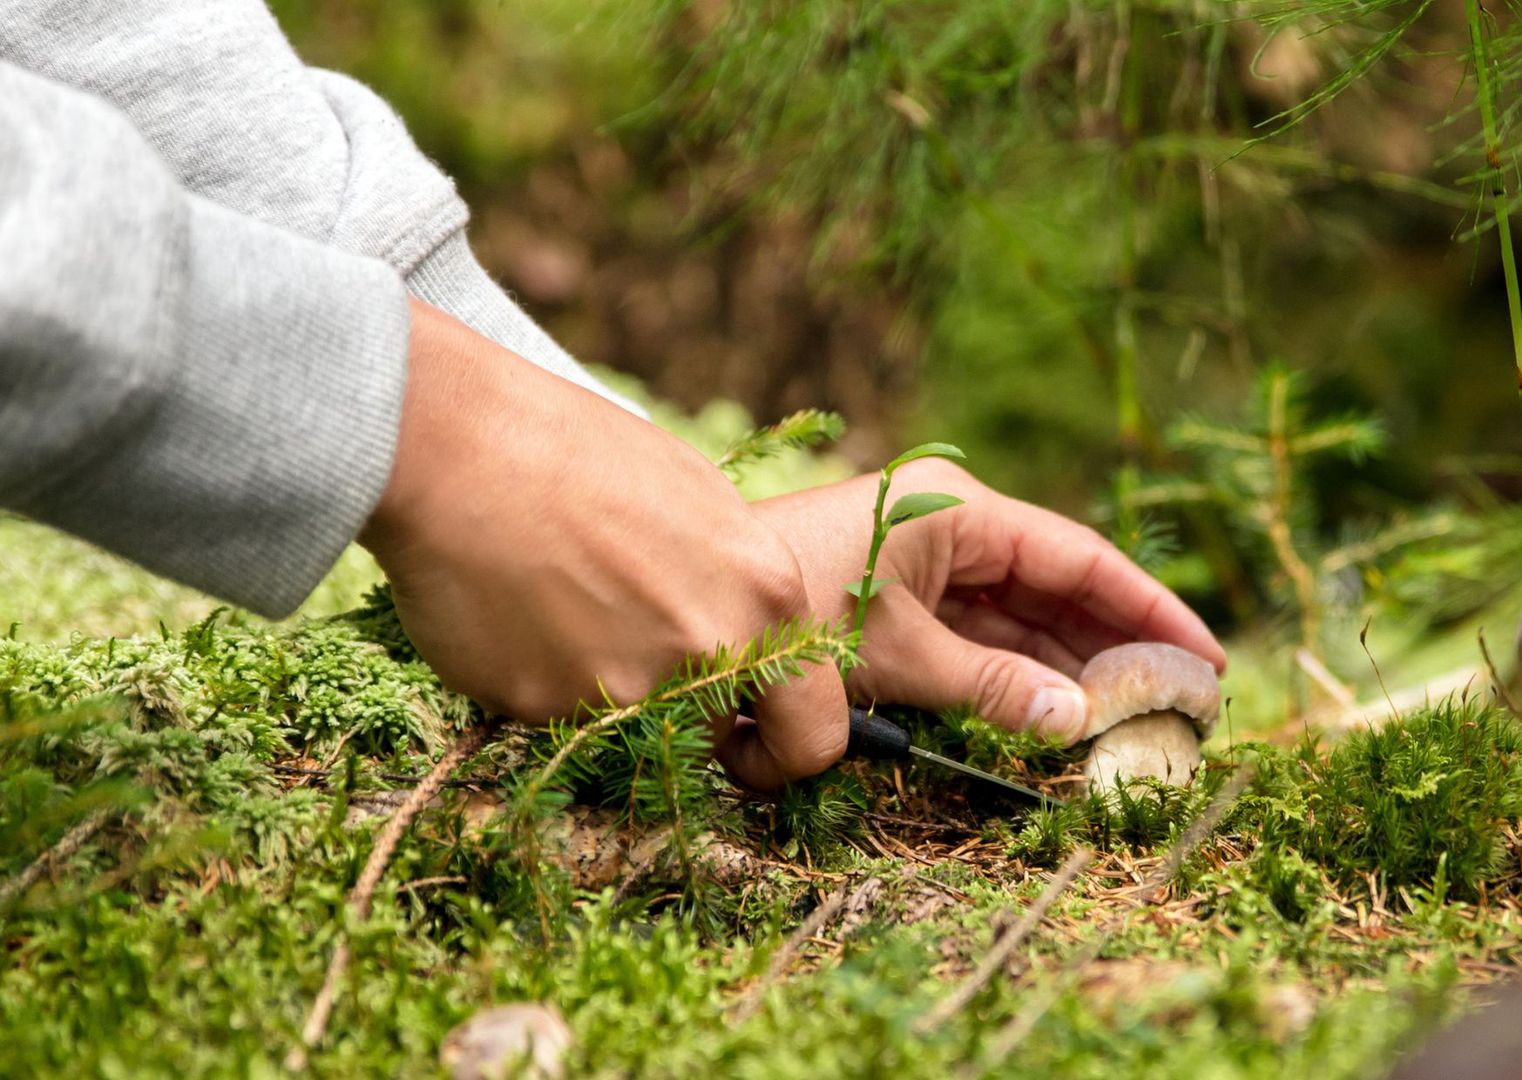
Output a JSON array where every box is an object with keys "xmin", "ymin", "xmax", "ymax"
[{"xmin": 1027, "ymin": 687, "xmax": 1087, "ymax": 744}]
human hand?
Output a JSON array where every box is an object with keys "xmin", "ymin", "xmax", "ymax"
[
  {"xmin": 359, "ymin": 300, "xmax": 847, "ymax": 790},
  {"xmin": 753, "ymin": 459, "xmax": 1226, "ymax": 745}
]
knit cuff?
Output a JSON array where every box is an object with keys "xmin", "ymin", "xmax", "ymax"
[{"xmin": 31, "ymin": 195, "xmax": 410, "ymax": 617}]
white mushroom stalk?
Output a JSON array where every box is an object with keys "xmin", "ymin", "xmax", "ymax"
[{"xmin": 1077, "ymin": 643, "xmax": 1221, "ymax": 794}]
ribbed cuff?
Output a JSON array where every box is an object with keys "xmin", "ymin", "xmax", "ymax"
[{"xmin": 31, "ymin": 195, "xmax": 410, "ymax": 617}]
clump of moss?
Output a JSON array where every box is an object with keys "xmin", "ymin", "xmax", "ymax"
[
  {"xmin": 1247, "ymin": 701, "xmax": 1522, "ymax": 900},
  {"xmin": 1008, "ymin": 799, "xmax": 1092, "ymax": 864},
  {"xmin": 776, "ymin": 771, "xmax": 869, "ymax": 862}
]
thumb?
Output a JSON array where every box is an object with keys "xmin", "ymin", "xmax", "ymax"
[
  {"xmin": 715, "ymin": 661, "xmax": 850, "ymax": 792},
  {"xmin": 860, "ymin": 599, "xmax": 1088, "ymax": 744}
]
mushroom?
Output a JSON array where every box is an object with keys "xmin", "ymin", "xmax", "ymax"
[
  {"xmin": 1077, "ymin": 643, "xmax": 1220, "ymax": 793},
  {"xmin": 440, "ymin": 1003, "xmax": 573, "ymax": 1080}
]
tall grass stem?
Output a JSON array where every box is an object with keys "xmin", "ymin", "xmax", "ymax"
[{"xmin": 1465, "ymin": 0, "xmax": 1522, "ymax": 389}]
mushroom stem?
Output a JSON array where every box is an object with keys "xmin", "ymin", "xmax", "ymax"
[{"xmin": 1082, "ymin": 709, "xmax": 1202, "ymax": 794}]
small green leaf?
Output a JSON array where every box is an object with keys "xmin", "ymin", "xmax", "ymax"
[
  {"xmin": 886, "ymin": 492, "xmax": 964, "ymax": 527},
  {"xmin": 843, "ymin": 577, "xmax": 898, "ymax": 599},
  {"xmin": 885, "ymin": 442, "xmax": 965, "ymax": 475}
]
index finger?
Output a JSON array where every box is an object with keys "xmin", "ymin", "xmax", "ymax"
[{"xmin": 966, "ymin": 498, "xmax": 1227, "ymax": 672}]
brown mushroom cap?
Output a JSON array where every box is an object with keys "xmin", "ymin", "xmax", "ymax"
[{"xmin": 1078, "ymin": 643, "xmax": 1221, "ymax": 740}]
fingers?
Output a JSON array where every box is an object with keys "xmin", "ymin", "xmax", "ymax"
[
  {"xmin": 980, "ymin": 579, "xmax": 1134, "ymax": 659},
  {"xmin": 966, "ymin": 498, "xmax": 1227, "ymax": 672},
  {"xmin": 859, "ymin": 598, "xmax": 1088, "ymax": 744},
  {"xmin": 715, "ymin": 660, "xmax": 850, "ymax": 792},
  {"xmin": 937, "ymin": 594, "xmax": 1087, "ymax": 678}
]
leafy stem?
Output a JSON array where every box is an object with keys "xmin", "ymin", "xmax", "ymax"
[{"xmin": 845, "ymin": 443, "xmax": 967, "ymax": 641}]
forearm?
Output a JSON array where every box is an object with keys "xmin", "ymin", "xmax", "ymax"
[
  {"xmin": 0, "ymin": 0, "xmax": 642, "ymax": 414},
  {"xmin": 0, "ymin": 62, "xmax": 409, "ymax": 616}
]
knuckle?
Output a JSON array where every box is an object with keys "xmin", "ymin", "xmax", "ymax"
[
  {"xmin": 779, "ymin": 718, "xmax": 849, "ymax": 780},
  {"xmin": 1078, "ymin": 524, "xmax": 1114, "ymax": 553},
  {"xmin": 744, "ymin": 531, "xmax": 810, "ymax": 617},
  {"xmin": 971, "ymin": 653, "xmax": 1029, "ymax": 723},
  {"xmin": 596, "ymin": 667, "xmax": 656, "ymax": 710},
  {"xmin": 1071, "ymin": 548, "xmax": 1107, "ymax": 603}
]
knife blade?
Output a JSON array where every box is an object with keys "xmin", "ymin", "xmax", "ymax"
[{"xmin": 845, "ymin": 707, "xmax": 1062, "ymax": 807}]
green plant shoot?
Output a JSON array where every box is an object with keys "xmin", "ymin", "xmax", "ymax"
[
  {"xmin": 845, "ymin": 443, "xmax": 966, "ymax": 639},
  {"xmin": 715, "ymin": 409, "xmax": 845, "ymax": 479}
]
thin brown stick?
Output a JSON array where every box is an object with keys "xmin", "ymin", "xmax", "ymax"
[
  {"xmin": 1294, "ymin": 648, "xmax": 1355, "ymax": 708},
  {"xmin": 731, "ymin": 876, "xmax": 879, "ymax": 1024},
  {"xmin": 973, "ymin": 770, "xmax": 1252, "ymax": 1071},
  {"xmin": 1263, "ymin": 372, "xmax": 1321, "ymax": 654},
  {"xmin": 1477, "ymin": 628, "xmax": 1522, "ymax": 716},
  {"xmin": 913, "ymin": 847, "xmax": 1093, "ymax": 1034},
  {"xmin": 268, "ymin": 762, "xmax": 491, "ymax": 790},
  {"xmin": 287, "ymin": 722, "xmax": 497, "ymax": 1072},
  {"xmin": 0, "ymin": 807, "xmax": 110, "ymax": 907},
  {"xmin": 396, "ymin": 875, "xmax": 468, "ymax": 895}
]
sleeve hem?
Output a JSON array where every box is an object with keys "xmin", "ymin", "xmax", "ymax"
[{"xmin": 27, "ymin": 196, "xmax": 411, "ymax": 618}]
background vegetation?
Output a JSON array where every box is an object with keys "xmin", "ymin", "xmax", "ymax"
[{"xmin": 5, "ymin": 0, "xmax": 1522, "ymax": 1076}]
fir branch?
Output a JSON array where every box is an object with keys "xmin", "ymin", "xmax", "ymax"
[
  {"xmin": 506, "ymin": 617, "xmax": 858, "ymax": 938},
  {"xmin": 715, "ymin": 409, "xmax": 845, "ymax": 479},
  {"xmin": 1464, "ymin": 0, "xmax": 1522, "ymax": 387},
  {"xmin": 1238, "ymin": 0, "xmax": 1436, "ymax": 151}
]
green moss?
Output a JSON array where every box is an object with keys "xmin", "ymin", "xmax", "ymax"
[{"xmin": 1245, "ymin": 702, "xmax": 1522, "ymax": 898}]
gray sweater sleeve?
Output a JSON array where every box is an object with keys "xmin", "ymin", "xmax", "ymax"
[
  {"xmin": 0, "ymin": 0, "xmax": 643, "ymax": 415},
  {"xmin": 0, "ymin": 61, "xmax": 410, "ymax": 617}
]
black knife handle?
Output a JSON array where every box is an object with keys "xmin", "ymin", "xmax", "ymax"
[{"xmin": 845, "ymin": 707, "xmax": 912, "ymax": 761}]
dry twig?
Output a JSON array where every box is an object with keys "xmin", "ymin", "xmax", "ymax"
[
  {"xmin": 730, "ymin": 875, "xmax": 881, "ymax": 1024},
  {"xmin": 914, "ymin": 847, "xmax": 1093, "ymax": 1033},
  {"xmin": 286, "ymin": 722, "xmax": 498, "ymax": 1071},
  {"xmin": 973, "ymin": 769, "xmax": 1253, "ymax": 1071},
  {"xmin": 0, "ymin": 807, "xmax": 110, "ymax": 907}
]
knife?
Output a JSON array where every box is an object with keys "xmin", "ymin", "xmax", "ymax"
[{"xmin": 844, "ymin": 707, "xmax": 1062, "ymax": 807}]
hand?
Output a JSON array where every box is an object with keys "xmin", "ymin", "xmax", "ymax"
[
  {"xmin": 754, "ymin": 459, "xmax": 1226, "ymax": 744},
  {"xmin": 359, "ymin": 299, "xmax": 847, "ymax": 790}
]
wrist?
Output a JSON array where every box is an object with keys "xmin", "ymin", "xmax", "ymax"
[{"xmin": 358, "ymin": 297, "xmax": 497, "ymax": 563}]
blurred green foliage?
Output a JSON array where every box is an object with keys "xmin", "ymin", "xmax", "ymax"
[{"xmin": 269, "ymin": 0, "xmax": 1522, "ymax": 651}]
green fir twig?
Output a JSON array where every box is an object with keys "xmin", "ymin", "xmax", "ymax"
[
  {"xmin": 507, "ymin": 617, "xmax": 859, "ymax": 938},
  {"xmin": 716, "ymin": 410, "xmax": 845, "ymax": 479}
]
